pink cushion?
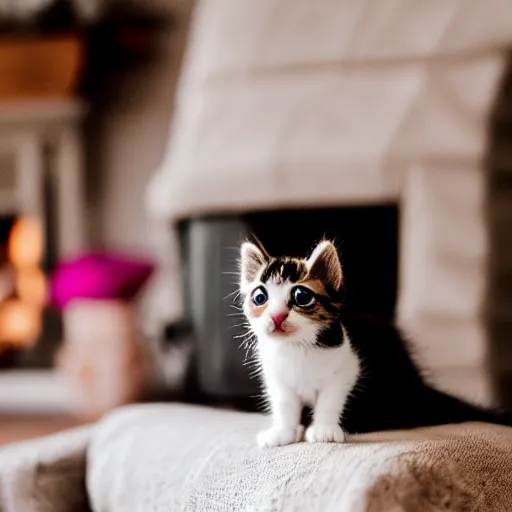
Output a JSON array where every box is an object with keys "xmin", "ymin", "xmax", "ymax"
[{"xmin": 50, "ymin": 252, "xmax": 154, "ymax": 309}]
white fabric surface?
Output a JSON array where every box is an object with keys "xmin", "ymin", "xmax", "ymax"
[
  {"xmin": 0, "ymin": 426, "xmax": 91, "ymax": 512},
  {"xmin": 87, "ymin": 403, "xmax": 512, "ymax": 512}
]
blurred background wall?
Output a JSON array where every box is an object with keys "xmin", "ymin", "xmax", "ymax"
[{"xmin": 85, "ymin": 0, "xmax": 190, "ymax": 252}]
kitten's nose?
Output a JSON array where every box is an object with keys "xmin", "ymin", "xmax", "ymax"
[{"xmin": 271, "ymin": 312, "xmax": 288, "ymax": 330}]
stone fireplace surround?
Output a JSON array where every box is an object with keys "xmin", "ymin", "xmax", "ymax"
[{"xmin": 145, "ymin": 0, "xmax": 512, "ymax": 407}]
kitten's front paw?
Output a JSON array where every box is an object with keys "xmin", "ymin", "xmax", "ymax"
[
  {"xmin": 257, "ymin": 425, "xmax": 304, "ymax": 448},
  {"xmin": 305, "ymin": 424, "xmax": 346, "ymax": 444}
]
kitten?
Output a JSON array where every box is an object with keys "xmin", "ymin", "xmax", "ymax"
[{"xmin": 240, "ymin": 239, "xmax": 511, "ymax": 447}]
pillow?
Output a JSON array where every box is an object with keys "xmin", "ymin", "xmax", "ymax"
[{"xmin": 50, "ymin": 252, "xmax": 154, "ymax": 309}]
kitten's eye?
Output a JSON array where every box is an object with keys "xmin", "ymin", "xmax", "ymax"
[
  {"xmin": 293, "ymin": 286, "xmax": 316, "ymax": 307},
  {"xmin": 251, "ymin": 286, "xmax": 268, "ymax": 306}
]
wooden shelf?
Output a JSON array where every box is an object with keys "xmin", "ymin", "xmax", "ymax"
[
  {"xmin": 0, "ymin": 412, "xmax": 81, "ymax": 446},
  {"xmin": 0, "ymin": 98, "xmax": 86, "ymax": 122}
]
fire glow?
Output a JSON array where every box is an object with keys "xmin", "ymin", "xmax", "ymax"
[{"xmin": 0, "ymin": 216, "xmax": 45, "ymax": 348}]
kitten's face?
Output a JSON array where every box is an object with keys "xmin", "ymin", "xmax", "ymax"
[{"xmin": 240, "ymin": 240, "xmax": 343, "ymax": 345}]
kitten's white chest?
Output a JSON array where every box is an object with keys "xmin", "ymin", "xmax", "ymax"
[{"xmin": 257, "ymin": 334, "xmax": 359, "ymax": 407}]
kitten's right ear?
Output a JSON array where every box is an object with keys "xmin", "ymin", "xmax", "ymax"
[
  {"xmin": 240, "ymin": 241, "xmax": 269, "ymax": 292},
  {"xmin": 307, "ymin": 240, "xmax": 343, "ymax": 292}
]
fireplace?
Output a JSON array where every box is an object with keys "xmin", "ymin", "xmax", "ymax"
[
  {"xmin": 0, "ymin": 215, "xmax": 60, "ymax": 371},
  {"xmin": 180, "ymin": 204, "xmax": 399, "ymax": 402},
  {"xmin": 0, "ymin": 99, "xmax": 86, "ymax": 412}
]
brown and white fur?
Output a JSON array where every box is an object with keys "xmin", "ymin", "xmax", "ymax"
[
  {"xmin": 240, "ymin": 240, "xmax": 359, "ymax": 447},
  {"xmin": 240, "ymin": 239, "xmax": 512, "ymax": 448}
]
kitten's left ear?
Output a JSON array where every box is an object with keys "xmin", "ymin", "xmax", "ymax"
[
  {"xmin": 240, "ymin": 241, "xmax": 270, "ymax": 291},
  {"xmin": 307, "ymin": 241, "xmax": 342, "ymax": 291}
]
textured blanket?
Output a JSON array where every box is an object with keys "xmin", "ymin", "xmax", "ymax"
[
  {"xmin": 88, "ymin": 404, "xmax": 512, "ymax": 511},
  {"xmin": 1, "ymin": 404, "xmax": 511, "ymax": 511},
  {"xmin": 0, "ymin": 426, "xmax": 91, "ymax": 512}
]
